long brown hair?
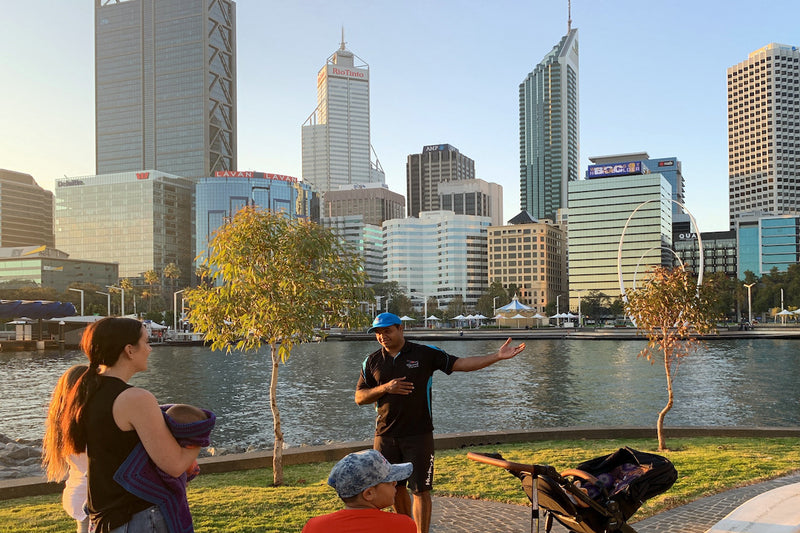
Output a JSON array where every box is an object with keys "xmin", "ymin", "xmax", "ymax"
[
  {"xmin": 42, "ymin": 364, "xmax": 88, "ymax": 481},
  {"xmin": 58, "ymin": 317, "xmax": 144, "ymax": 458}
]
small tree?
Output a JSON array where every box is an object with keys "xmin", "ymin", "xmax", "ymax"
[
  {"xmin": 185, "ymin": 207, "xmax": 369, "ymax": 485},
  {"xmin": 624, "ymin": 266, "xmax": 718, "ymax": 451}
]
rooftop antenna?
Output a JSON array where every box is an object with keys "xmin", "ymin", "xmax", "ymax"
[
  {"xmin": 340, "ymin": 26, "xmax": 346, "ymax": 50},
  {"xmin": 567, "ymin": 0, "xmax": 572, "ymax": 32}
]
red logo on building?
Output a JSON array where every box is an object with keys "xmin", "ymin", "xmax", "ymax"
[{"xmin": 136, "ymin": 172, "xmax": 150, "ymax": 180}]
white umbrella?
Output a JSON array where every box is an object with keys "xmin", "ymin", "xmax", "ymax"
[
  {"xmin": 511, "ymin": 313, "xmax": 526, "ymax": 328},
  {"xmin": 533, "ymin": 313, "xmax": 546, "ymax": 319},
  {"xmin": 426, "ymin": 315, "xmax": 440, "ymax": 320},
  {"xmin": 565, "ymin": 312, "xmax": 577, "ymax": 319},
  {"xmin": 399, "ymin": 315, "xmax": 416, "ymax": 321},
  {"xmin": 453, "ymin": 314, "xmax": 466, "ymax": 320},
  {"xmin": 493, "ymin": 314, "xmax": 504, "ymax": 320},
  {"xmin": 474, "ymin": 314, "xmax": 487, "ymax": 320}
]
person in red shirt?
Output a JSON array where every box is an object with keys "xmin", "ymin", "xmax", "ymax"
[{"xmin": 302, "ymin": 449, "xmax": 416, "ymax": 533}]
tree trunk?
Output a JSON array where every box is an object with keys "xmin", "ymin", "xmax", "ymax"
[
  {"xmin": 657, "ymin": 350, "xmax": 674, "ymax": 451},
  {"xmin": 270, "ymin": 344, "xmax": 284, "ymax": 485}
]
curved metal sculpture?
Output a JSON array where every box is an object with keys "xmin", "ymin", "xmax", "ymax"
[{"xmin": 617, "ymin": 200, "xmax": 703, "ymax": 304}]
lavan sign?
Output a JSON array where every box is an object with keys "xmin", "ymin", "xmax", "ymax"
[{"xmin": 214, "ymin": 171, "xmax": 299, "ymax": 183}]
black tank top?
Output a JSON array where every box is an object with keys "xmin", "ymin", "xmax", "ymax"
[{"xmin": 85, "ymin": 376, "xmax": 152, "ymax": 532}]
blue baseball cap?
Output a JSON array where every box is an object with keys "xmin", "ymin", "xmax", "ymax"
[
  {"xmin": 328, "ymin": 449, "xmax": 412, "ymax": 499},
  {"xmin": 368, "ymin": 312, "xmax": 403, "ymax": 333}
]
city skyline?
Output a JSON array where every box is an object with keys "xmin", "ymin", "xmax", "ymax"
[{"xmin": 2, "ymin": 1, "xmax": 799, "ymax": 232}]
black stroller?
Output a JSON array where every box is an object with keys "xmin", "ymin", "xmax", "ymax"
[{"xmin": 467, "ymin": 447, "xmax": 677, "ymax": 533}]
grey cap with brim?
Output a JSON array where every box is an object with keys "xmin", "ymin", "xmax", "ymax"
[{"xmin": 327, "ymin": 449, "xmax": 413, "ymax": 499}]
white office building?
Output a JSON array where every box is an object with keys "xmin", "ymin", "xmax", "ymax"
[
  {"xmin": 728, "ymin": 43, "xmax": 800, "ymax": 229},
  {"xmin": 568, "ymin": 173, "xmax": 672, "ymax": 311},
  {"xmin": 302, "ymin": 36, "xmax": 384, "ymax": 194},
  {"xmin": 383, "ymin": 211, "xmax": 490, "ymax": 309}
]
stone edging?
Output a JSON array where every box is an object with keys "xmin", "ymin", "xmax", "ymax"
[{"xmin": 3, "ymin": 426, "xmax": 798, "ymax": 501}]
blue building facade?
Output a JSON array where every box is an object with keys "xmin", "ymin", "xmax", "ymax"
[
  {"xmin": 737, "ymin": 214, "xmax": 800, "ymax": 277},
  {"xmin": 195, "ymin": 172, "xmax": 314, "ymax": 265}
]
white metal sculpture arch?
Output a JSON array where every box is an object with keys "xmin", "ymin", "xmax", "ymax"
[{"xmin": 617, "ymin": 200, "xmax": 703, "ymax": 303}]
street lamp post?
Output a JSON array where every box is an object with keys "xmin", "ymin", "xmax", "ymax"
[
  {"xmin": 556, "ymin": 294, "xmax": 561, "ymax": 327},
  {"xmin": 173, "ymin": 289, "xmax": 185, "ymax": 332},
  {"xmin": 68, "ymin": 288, "xmax": 84, "ymax": 316},
  {"xmin": 106, "ymin": 285, "xmax": 125, "ymax": 316},
  {"xmin": 375, "ymin": 295, "xmax": 384, "ymax": 316},
  {"xmin": 96, "ymin": 291, "xmax": 111, "ymax": 316},
  {"xmin": 493, "ymin": 296, "xmax": 499, "ymax": 317},
  {"xmin": 744, "ymin": 283, "xmax": 755, "ymax": 325}
]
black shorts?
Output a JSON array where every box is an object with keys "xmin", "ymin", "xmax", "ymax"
[{"xmin": 374, "ymin": 433, "xmax": 435, "ymax": 493}]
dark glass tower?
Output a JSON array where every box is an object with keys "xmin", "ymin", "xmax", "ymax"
[{"xmin": 94, "ymin": 0, "xmax": 236, "ymax": 178}]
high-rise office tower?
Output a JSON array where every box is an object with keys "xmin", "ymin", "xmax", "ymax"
[
  {"xmin": 0, "ymin": 170, "xmax": 54, "ymax": 248},
  {"xmin": 519, "ymin": 27, "xmax": 579, "ymax": 221},
  {"xmin": 406, "ymin": 144, "xmax": 475, "ymax": 217},
  {"xmin": 302, "ymin": 35, "xmax": 384, "ymax": 194},
  {"xmin": 95, "ymin": 0, "xmax": 237, "ymax": 178},
  {"xmin": 728, "ymin": 43, "xmax": 800, "ymax": 229}
]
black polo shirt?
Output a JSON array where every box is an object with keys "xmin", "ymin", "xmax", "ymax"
[{"xmin": 357, "ymin": 340, "xmax": 459, "ymax": 437}]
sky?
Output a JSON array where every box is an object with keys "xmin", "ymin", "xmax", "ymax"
[{"xmin": 2, "ymin": 0, "xmax": 800, "ymax": 232}]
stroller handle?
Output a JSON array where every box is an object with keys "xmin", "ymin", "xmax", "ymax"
[{"xmin": 466, "ymin": 452, "xmax": 559, "ymax": 478}]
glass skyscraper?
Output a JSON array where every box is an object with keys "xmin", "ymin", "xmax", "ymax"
[
  {"xmin": 95, "ymin": 0, "xmax": 237, "ymax": 178},
  {"xmin": 302, "ymin": 36, "xmax": 384, "ymax": 193},
  {"xmin": 55, "ymin": 171, "xmax": 194, "ymax": 288},
  {"xmin": 195, "ymin": 173, "xmax": 313, "ymax": 265},
  {"xmin": 728, "ymin": 43, "xmax": 800, "ymax": 229},
  {"xmin": 519, "ymin": 28, "xmax": 579, "ymax": 222}
]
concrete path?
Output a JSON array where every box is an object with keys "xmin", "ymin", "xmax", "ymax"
[{"xmin": 430, "ymin": 472, "xmax": 800, "ymax": 533}]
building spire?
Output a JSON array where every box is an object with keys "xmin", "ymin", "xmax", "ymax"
[
  {"xmin": 340, "ymin": 26, "xmax": 346, "ymax": 50},
  {"xmin": 567, "ymin": 0, "xmax": 572, "ymax": 32}
]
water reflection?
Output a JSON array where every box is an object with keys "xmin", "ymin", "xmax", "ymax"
[{"xmin": 1, "ymin": 338, "xmax": 798, "ymax": 450}]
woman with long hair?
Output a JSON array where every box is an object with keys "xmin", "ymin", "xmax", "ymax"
[
  {"xmin": 55, "ymin": 317, "xmax": 200, "ymax": 533},
  {"xmin": 43, "ymin": 364, "xmax": 90, "ymax": 533}
]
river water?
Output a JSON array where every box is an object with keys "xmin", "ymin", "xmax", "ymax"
[{"xmin": 2, "ymin": 338, "xmax": 798, "ymax": 451}]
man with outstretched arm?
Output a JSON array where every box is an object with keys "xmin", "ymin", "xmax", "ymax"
[{"xmin": 355, "ymin": 312, "xmax": 526, "ymax": 533}]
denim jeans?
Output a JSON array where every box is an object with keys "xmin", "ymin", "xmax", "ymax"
[{"xmin": 108, "ymin": 506, "xmax": 168, "ymax": 533}]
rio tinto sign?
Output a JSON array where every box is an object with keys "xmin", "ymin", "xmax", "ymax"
[
  {"xmin": 325, "ymin": 65, "xmax": 368, "ymax": 81},
  {"xmin": 214, "ymin": 171, "xmax": 299, "ymax": 183}
]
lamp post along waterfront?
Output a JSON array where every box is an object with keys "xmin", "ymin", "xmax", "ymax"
[
  {"xmin": 744, "ymin": 283, "xmax": 755, "ymax": 325},
  {"xmin": 68, "ymin": 288, "xmax": 84, "ymax": 316},
  {"xmin": 174, "ymin": 289, "xmax": 185, "ymax": 332},
  {"xmin": 97, "ymin": 291, "xmax": 111, "ymax": 316},
  {"xmin": 106, "ymin": 285, "xmax": 125, "ymax": 316}
]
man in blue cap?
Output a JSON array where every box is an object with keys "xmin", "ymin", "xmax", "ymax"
[{"xmin": 355, "ymin": 312, "xmax": 526, "ymax": 533}]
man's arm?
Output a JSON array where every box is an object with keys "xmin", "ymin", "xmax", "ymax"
[
  {"xmin": 451, "ymin": 338, "xmax": 526, "ymax": 372},
  {"xmin": 355, "ymin": 377, "xmax": 414, "ymax": 405}
]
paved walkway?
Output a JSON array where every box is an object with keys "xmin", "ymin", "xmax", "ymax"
[{"xmin": 430, "ymin": 472, "xmax": 800, "ymax": 532}]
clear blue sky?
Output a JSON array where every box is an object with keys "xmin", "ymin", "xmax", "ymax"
[{"xmin": 2, "ymin": 0, "xmax": 799, "ymax": 232}]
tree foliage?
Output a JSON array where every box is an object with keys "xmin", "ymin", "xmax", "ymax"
[
  {"xmin": 185, "ymin": 207, "xmax": 370, "ymax": 485},
  {"xmin": 624, "ymin": 266, "xmax": 719, "ymax": 451}
]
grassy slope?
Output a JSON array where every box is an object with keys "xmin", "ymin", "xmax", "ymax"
[{"xmin": 2, "ymin": 437, "xmax": 798, "ymax": 532}]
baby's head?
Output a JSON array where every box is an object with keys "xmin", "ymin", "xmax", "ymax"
[{"xmin": 166, "ymin": 403, "xmax": 208, "ymax": 424}]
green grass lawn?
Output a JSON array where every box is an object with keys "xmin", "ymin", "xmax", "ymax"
[{"xmin": 2, "ymin": 437, "xmax": 798, "ymax": 532}]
